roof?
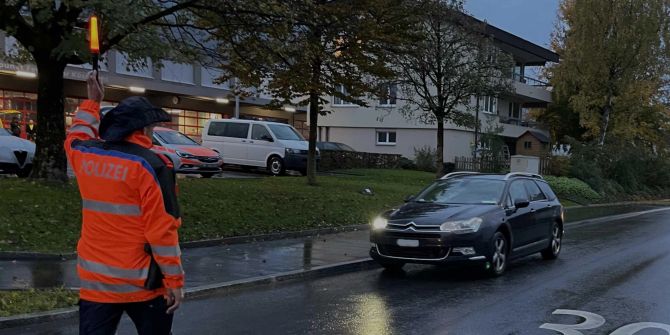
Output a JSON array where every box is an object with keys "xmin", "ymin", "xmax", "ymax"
[
  {"xmin": 455, "ymin": 11, "xmax": 560, "ymax": 65},
  {"xmin": 518, "ymin": 130, "xmax": 550, "ymax": 143}
]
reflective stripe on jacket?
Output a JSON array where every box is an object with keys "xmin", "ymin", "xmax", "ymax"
[{"xmin": 65, "ymin": 100, "xmax": 184, "ymax": 303}]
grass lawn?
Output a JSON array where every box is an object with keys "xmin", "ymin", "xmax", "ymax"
[
  {"xmin": 0, "ymin": 288, "xmax": 78, "ymax": 317},
  {"xmin": 0, "ymin": 169, "xmax": 434, "ymax": 253}
]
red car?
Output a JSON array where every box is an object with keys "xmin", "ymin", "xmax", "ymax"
[{"xmin": 151, "ymin": 127, "xmax": 223, "ymax": 178}]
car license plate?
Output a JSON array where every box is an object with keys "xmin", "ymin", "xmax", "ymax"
[
  {"xmin": 202, "ymin": 163, "xmax": 219, "ymax": 168},
  {"xmin": 397, "ymin": 239, "xmax": 419, "ymax": 247}
]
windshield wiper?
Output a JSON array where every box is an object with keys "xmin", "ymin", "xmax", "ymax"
[{"xmin": 414, "ymin": 199, "xmax": 434, "ymax": 203}]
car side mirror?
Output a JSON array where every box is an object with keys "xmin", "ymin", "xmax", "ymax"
[
  {"xmin": 404, "ymin": 195, "xmax": 415, "ymax": 203},
  {"xmin": 261, "ymin": 135, "xmax": 274, "ymax": 142},
  {"xmin": 514, "ymin": 199, "xmax": 530, "ymax": 208}
]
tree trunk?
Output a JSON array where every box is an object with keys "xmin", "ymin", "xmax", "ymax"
[
  {"xmin": 307, "ymin": 90, "xmax": 320, "ymax": 186},
  {"xmin": 31, "ymin": 59, "xmax": 68, "ymax": 181},
  {"xmin": 435, "ymin": 116, "xmax": 445, "ymax": 178},
  {"xmin": 598, "ymin": 101, "xmax": 612, "ymax": 146}
]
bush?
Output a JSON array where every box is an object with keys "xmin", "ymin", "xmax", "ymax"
[
  {"xmin": 545, "ymin": 156, "xmax": 571, "ymax": 177},
  {"xmin": 544, "ymin": 175, "xmax": 602, "ymax": 204},
  {"xmin": 398, "ymin": 157, "xmax": 416, "ymax": 170},
  {"xmin": 414, "ymin": 146, "xmax": 437, "ymax": 172}
]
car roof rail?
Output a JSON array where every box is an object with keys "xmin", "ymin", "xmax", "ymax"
[
  {"xmin": 440, "ymin": 171, "xmax": 481, "ymax": 180},
  {"xmin": 504, "ymin": 172, "xmax": 544, "ymax": 180}
]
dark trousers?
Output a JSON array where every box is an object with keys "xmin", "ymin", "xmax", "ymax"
[{"xmin": 79, "ymin": 296, "xmax": 174, "ymax": 335}]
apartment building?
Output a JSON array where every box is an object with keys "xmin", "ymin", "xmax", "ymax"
[
  {"xmin": 317, "ymin": 22, "xmax": 559, "ymax": 161},
  {"xmin": 0, "ymin": 32, "xmax": 308, "ymax": 142}
]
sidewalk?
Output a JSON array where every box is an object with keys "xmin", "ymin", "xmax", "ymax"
[{"xmin": 0, "ymin": 230, "xmax": 371, "ymax": 290}]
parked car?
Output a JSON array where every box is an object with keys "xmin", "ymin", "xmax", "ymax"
[
  {"xmin": 316, "ymin": 142, "xmax": 356, "ymax": 152},
  {"xmin": 202, "ymin": 119, "xmax": 318, "ymax": 176},
  {"xmin": 0, "ymin": 127, "xmax": 35, "ymax": 177},
  {"xmin": 369, "ymin": 172, "xmax": 564, "ymax": 276},
  {"xmin": 151, "ymin": 127, "xmax": 223, "ymax": 178}
]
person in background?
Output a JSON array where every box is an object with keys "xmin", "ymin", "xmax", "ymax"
[
  {"xmin": 10, "ymin": 117, "xmax": 20, "ymax": 137},
  {"xmin": 26, "ymin": 119, "xmax": 36, "ymax": 141}
]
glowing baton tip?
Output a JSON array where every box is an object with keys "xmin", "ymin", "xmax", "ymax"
[{"xmin": 89, "ymin": 15, "xmax": 100, "ymax": 54}]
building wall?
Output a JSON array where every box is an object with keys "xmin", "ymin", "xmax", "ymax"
[
  {"xmin": 325, "ymin": 127, "xmax": 474, "ymax": 161},
  {"xmin": 515, "ymin": 133, "xmax": 549, "ymax": 157}
]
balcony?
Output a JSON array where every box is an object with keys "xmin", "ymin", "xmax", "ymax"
[{"xmin": 511, "ymin": 73, "xmax": 552, "ymax": 104}]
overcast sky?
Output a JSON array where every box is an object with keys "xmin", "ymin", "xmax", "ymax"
[{"xmin": 464, "ymin": 0, "xmax": 560, "ymax": 49}]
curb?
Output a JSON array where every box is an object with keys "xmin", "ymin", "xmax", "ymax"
[
  {"xmin": 0, "ymin": 224, "xmax": 369, "ymax": 261},
  {"xmin": 564, "ymin": 206, "xmax": 670, "ymax": 228},
  {"xmin": 0, "ymin": 258, "xmax": 378, "ymax": 329}
]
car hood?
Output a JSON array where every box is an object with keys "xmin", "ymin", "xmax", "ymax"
[
  {"xmin": 387, "ymin": 202, "xmax": 499, "ymax": 225},
  {"xmin": 167, "ymin": 144, "xmax": 219, "ymax": 157},
  {"xmin": 0, "ymin": 136, "xmax": 36, "ymax": 153},
  {"xmin": 279, "ymin": 140, "xmax": 309, "ymax": 150}
]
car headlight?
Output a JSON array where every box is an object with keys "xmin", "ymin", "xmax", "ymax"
[
  {"xmin": 440, "ymin": 217, "xmax": 483, "ymax": 234},
  {"xmin": 176, "ymin": 150, "xmax": 195, "ymax": 158},
  {"xmin": 372, "ymin": 217, "xmax": 388, "ymax": 230}
]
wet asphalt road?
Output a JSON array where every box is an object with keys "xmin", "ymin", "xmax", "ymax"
[{"xmin": 5, "ymin": 209, "xmax": 670, "ymax": 335}]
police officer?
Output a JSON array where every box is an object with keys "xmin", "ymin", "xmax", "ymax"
[{"xmin": 65, "ymin": 71, "xmax": 184, "ymax": 335}]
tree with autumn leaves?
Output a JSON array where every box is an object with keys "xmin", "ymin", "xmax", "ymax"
[{"xmin": 545, "ymin": 0, "xmax": 670, "ymax": 148}]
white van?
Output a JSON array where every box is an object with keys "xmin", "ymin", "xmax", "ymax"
[{"xmin": 202, "ymin": 119, "xmax": 317, "ymax": 176}]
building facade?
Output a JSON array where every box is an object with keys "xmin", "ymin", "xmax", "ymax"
[
  {"xmin": 0, "ymin": 32, "xmax": 307, "ymax": 143},
  {"xmin": 317, "ymin": 22, "xmax": 559, "ymax": 162}
]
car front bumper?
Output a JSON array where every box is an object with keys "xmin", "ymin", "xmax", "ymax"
[
  {"xmin": 175, "ymin": 157, "xmax": 223, "ymax": 174},
  {"xmin": 284, "ymin": 153, "xmax": 320, "ymax": 171},
  {"xmin": 369, "ymin": 229, "xmax": 490, "ymax": 265}
]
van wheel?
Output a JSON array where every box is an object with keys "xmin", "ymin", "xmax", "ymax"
[{"xmin": 268, "ymin": 156, "xmax": 286, "ymax": 176}]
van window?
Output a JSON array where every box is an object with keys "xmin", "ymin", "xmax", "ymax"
[
  {"xmin": 252, "ymin": 125, "xmax": 272, "ymax": 141},
  {"xmin": 208, "ymin": 122, "xmax": 227, "ymax": 136},
  {"xmin": 225, "ymin": 123, "xmax": 250, "ymax": 138},
  {"xmin": 268, "ymin": 124, "xmax": 304, "ymax": 141}
]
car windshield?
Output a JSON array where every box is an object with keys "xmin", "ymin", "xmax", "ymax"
[
  {"xmin": 268, "ymin": 124, "xmax": 304, "ymax": 141},
  {"xmin": 0, "ymin": 128, "xmax": 10, "ymax": 136},
  {"xmin": 155, "ymin": 130, "xmax": 199, "ymax": 145},
  {"xmin": 414, "ymin": 178, "xmax": 505, "ymax": 205}
]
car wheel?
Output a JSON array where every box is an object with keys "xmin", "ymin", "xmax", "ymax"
[
  {"xmin": 267, "ymin": 156, "xmax": 286, "ymax": 176},
  {"xmin": 541, "ymin": 222, "xmax": 563, "ymax": 260},
  {"xmin": 487, "ymin": 232, "xmax": 508, "ymax": 277},
  {"xmin": 200, "ymin": 173, "xmax": 216, "ymax": 178},
  {"xmin": 16, "ymin": 166, "xmax": 31, "ymax": 178}
]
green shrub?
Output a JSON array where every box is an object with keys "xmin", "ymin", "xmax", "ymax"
[
  {"xmin": 398, "ymin": 157, "xmax": 417, "ymax": 170},
  {"xmin": 544, "ymin": 175, "xmax": 602, "ymax": 204},
  {"xmin": 414, "ymin": 146, "xmax": 437, "ymax": 172},
  {"xmin": 546, "ymin": 156, "xmax": 571, "ymax": 177}
]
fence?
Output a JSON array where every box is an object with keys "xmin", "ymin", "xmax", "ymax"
[
  {"xmin": 454, "ymin": 156, "xmax": 510, "ymax": 173},
  {"xmin": 455, "ymin": 156, "xmax": 554, "ymax": 175},
  {"xmin": 318, "ymin": 151, "xmax": 403, "ymax": 171}
]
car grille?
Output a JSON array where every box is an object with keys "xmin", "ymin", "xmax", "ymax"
[
  {"xmin": 378, "ymin": 244, "xmax": 450, "ymax": 260},
  {"xmin": 197, "ymin": 157, "xmax": 219, "ymax": 163},
  {"xmin": 13, "ymin": 151, "xmax": 27, "ymax": 166}
]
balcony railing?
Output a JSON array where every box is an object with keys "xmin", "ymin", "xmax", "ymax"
[{"xmin": 512, "ymin": 73, "xmax": 549, "ymax": 87}]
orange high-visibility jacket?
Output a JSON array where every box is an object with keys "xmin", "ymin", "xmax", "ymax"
[{"xmin": 65, "ymin": 100, "xmax": 184, "ymax": 303}]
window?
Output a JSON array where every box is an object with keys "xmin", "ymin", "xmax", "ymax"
[
  {"xmin": 524, "ymin": 141, "xmax": 532, "ymax": 149},
  {"xmin": 116, "ymin": 52, "xmax": 153, "ymax": 78},
  {"xmin": 523, "ymin": 180, "xmax": 547, "ymax": 202},
  {"xmin": 268, "ymin": 124, "xmax": 304, "ymax": 141},
  {"xmin": 251, "ymin": 124, "xmax": 272, "ymax": 141},
  {"xmin": 201, "ymin": 67, "xmax": 230, "ymax": 89},
  {"xmin": 379, "ymin": 83, "xmax": 397, "ymax": 106},
  {"xmin": 537, "ymin": 182, "xmax": 557, "ymax": 201},
  {"xmin": 479, "ymin": 96, "xmax": 498, "ymax": 115},
  {"xmin": 208, "ymin": 122, "xmax": 227, "ymax": 136},
  {"xmin": 508, "ymin": 102, "xmax": 521, "ymax": 119},
  {"xmin": 332, "ymin": 84, "xmax": 354, "ymax": 106},
  {"xmin": 415, "ymin": 179, "xmax": 506, "ymax": 205},
  {"xmin": 161, "ymin": 61, "xmax": 194, "ymax": 84},
  {"xmin": 509, "ymin": 181, "xmax": 529, "ymax": 202},
  {"xmin": 223, "ymin": 123, "xmax": 250, "ymax": 138},
  {"xmin": 376, "ymin": 131, "xmax": 396, "ymax": 145}
]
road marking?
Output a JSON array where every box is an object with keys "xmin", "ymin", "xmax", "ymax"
[
  {"xmin": 541, "ymin": 309, "xmax": 670, "ymax": 335},
  {"xmin": 540, "ymin": 309, "xmax": 605, "ymax": 335}
]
